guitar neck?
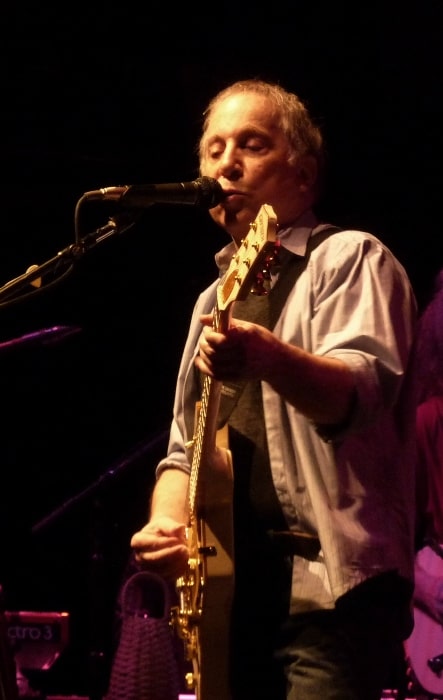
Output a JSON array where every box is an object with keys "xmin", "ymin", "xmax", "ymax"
[
  {"xmin": 188, "ymin": 303, "xmax": 228, "ymax": 515},
  {"xmin": 187, "ymin": 201, "xmax": 278, "ymax": 515}
]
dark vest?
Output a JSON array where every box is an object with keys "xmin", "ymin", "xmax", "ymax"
[{"xmin": 222, "ymin": 226, "xmax": 341, "ymax": 541}]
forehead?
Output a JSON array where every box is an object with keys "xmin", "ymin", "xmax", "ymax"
[{"xmin": 205, "ymin": 92, "xmax": 279, "ymax": 136}]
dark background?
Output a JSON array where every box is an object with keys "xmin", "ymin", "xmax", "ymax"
[{"xmin": 2, "ymin": 1, "xmax": 443, "ymax": 695}]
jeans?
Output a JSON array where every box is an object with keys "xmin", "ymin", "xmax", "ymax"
[
  {"xmin": 230, "ymin": 571, "xmax": 412, "ymax": 700},
  {"xmin": 278, "ymin": 572, "xmax": 413, "ymax": 700}
]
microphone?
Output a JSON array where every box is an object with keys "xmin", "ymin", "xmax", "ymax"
[{"xmin": 83, "ymin": 176, "xmax": 224, "ymax": 209}]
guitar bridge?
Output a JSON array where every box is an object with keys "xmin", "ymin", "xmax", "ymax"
[{"xmin": 198, "ymin": 545, "xmax": 217, "ymax": 557}]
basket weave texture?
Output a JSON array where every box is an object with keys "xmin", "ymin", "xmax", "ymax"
[{"xmin": 104, "ymin": 571, "xmax": 182, "ymax": 700}]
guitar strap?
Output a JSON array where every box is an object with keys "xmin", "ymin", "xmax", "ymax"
[{"xmin": 217, "ymin": 224, "xmax": 342, "ymax": 428}]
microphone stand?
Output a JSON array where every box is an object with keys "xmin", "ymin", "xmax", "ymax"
[
  {"xmin": 0, "ymin": 207, "xmax": 149, "ymax": 698},
  {"xmin": 32, "ymin": 429, "xmax": 170, "ymax": 700},
  {"xmin": 0, "ymin": 214, "xmax": 137, "ymax": 304}
]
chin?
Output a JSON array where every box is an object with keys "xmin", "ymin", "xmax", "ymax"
[{"xmin": 211, "ymin": 202, "xmax": 261, "ymax": 241}]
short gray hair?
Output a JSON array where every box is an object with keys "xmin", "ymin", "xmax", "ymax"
[{"xmin": 198, "ymin": 79, "xmax": 325, "ymax": 183}]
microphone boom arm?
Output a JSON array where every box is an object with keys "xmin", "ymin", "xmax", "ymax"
[
  {"xmin": 0, "ymin": 215, "xmax": 136, "ymax": 304},
  {"xmin": 0, "ymin": 175, "xmax": 224, "ymax": 305}
]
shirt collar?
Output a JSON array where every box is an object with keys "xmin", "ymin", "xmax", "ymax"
[{"xmin": 277, "ymin": 209, "xmax": 320, "ymax": 257}]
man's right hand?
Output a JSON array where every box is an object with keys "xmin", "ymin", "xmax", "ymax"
[{"xmin": 130, "ymin": 516, "xmax": 189, "ymax": 580}]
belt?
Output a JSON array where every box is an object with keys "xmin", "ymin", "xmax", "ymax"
[{"xmin": 267, "ymin": 530, "xmax": 321, "ymax": 561}]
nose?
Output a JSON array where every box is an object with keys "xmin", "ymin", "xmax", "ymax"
[{"xmin": 217, "ymin": 144, "xmax": 242, "ymax": 181}]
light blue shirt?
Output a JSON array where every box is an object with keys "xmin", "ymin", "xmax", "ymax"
[{"xmin": 157, "ymin": 209, "xmax": 417, "ymax": 611}]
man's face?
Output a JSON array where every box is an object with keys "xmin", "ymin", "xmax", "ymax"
[{"xmin": 200, "ymin": 92, "xmax": 316, "ymax": 243}]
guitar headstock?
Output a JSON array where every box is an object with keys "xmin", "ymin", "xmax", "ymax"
[{"xmin": 217, "ymin": 203, "xmax": 278, "ymax": 312}]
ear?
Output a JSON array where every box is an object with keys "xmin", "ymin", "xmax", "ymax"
[{"xmin": 296, "ymin": 155, "xmax": 318, "ymax": 192}]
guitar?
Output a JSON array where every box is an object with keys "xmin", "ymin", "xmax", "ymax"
[
  {"xmin": 172, "ymin": 204, "xmax": 278, "ymax": 700},
  {"xmin": 404, "ymin": 543, "xmax": 443, "ymax": 697}
]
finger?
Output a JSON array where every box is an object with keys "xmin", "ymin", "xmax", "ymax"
[
  {"xmin": 199, "ymin": 313, "xmax": 213, "ymax": 327},
  {"xmin": 134, "ymin": 545, "xmax": 189, "ymax": 579}
]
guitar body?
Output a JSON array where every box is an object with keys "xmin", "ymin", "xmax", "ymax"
[
  {"xmin": 175, "ymin": 431, "xmax": 234, "ymax": 700},
  {"xmin": 196, "ymin": 435, "xmax": 234, "ymax": 700},
  {"xmin": 404, "ymin": 544, "xmax": 443, "ymax": 697},
  {"xmin": 173, "ymin": 204, "xmax": 278, "ymax": 700}
]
